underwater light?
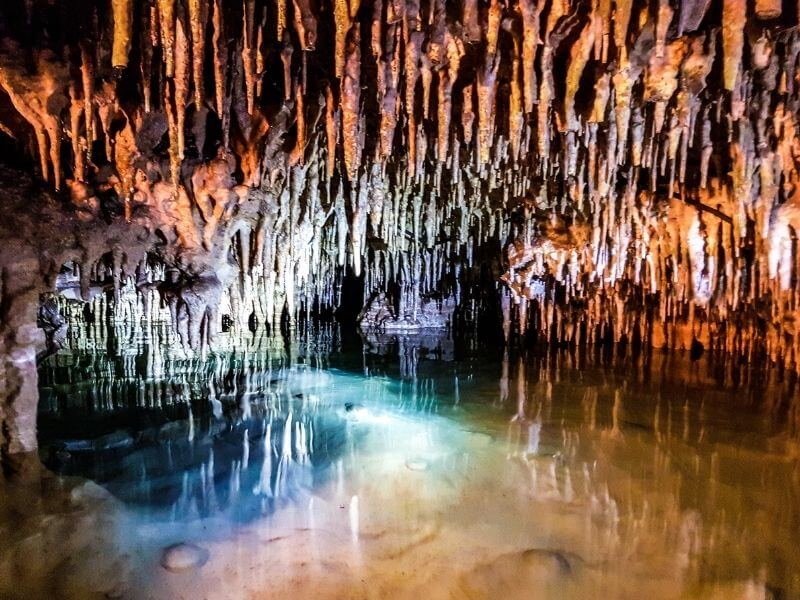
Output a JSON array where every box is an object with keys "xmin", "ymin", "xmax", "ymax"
[{"xmin": 343, "ymin": 402, "xmax": 394, "ymax": 425}]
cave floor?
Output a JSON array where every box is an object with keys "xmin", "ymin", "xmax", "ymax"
[{"xmin": 2, "ymin": 334, "xmax": 798, "ymax": 599}]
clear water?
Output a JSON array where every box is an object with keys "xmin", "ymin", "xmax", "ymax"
[{"xmin": 7, "ymin": 327, "xmax": 800, "ymax": 598}]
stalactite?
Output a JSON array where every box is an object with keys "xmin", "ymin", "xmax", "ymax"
[
  {"xmin": 486, "ymin": 0, "xmax": 502, "ymax": 57},
  {"xmin": 462, "ymin": 84, "xmax": 474, "ymax": 146},
  {"xmin": 175, "ymin": 16, "xmax": 190, "ymax": 161},
  {"xmin": 678, "ymin": 0, "xmax": 711, "ymax": 34},
  {"xmin": 537, "ymin": 0, "xmax": 572, "ymax": 171},
  {"xmin": 519, "ymin": 0, "xmax": 543, "ymax": 113},
  {"xmin": 419, "ymin": 55, "xmax": 432, "ymax": 120},
  {"xmin": 80, "ymin": 44, "xmax": 95, "ymax": 145},
  {"xmin": 280, "ymin": 36, "xmax": 294, "ymax": 102},
  {"xmin": 507, "ymin": 26, "xmax": 523, "ymax": 161},
  {"xmin": 341, "ymin": 24, "xmax": 361, "ymax": 180},
  {"xmin": 722, "ymin": 0, "xmax": 746, "ymax": 91},
  {"xmin": 158, "ymin": 0, "xmax": 177, "ymax": 78},
  {"xmin": 113, "ymin": 119, "xmax": 137, "ymax": 206},
  {"xmin": 140, "ymin": 9, "xmax": 155, "ymax": 112},
  {"xmin": 211, "ymin": 0, "xmax": 227, "ymax": 118},
  {"xmin": 277, "ymin": 0, "xmax": 287, "ymax": 40},
  {"xmin": 477, "ymin": 53, "xmax": 499, "ymax": 168},
  {"xmin": 189, "ymin": 0, "xmax": 207, "ymax": 107},
  {"xmin": 242, "ymin": 0, "xmax": 257, "ymax": 115},
  {"xmin": 462, "ymin": 0, "xmax": 481, "ymax": 43},
  {"xmin": 0, "ymin": 41, "xmax": 68, "ymax": 190},
  {"xmin": 334, "ymin": 0, "xmax": 351, "ymax": 79},
  {"xmin": 292, "ymin": 0, "xmax": 317, "ymax": 50},
  {"xmin": 256, "ymin": 16, "xmax": 267, "ymax": 97},
  {"xmin": 291, "ymin": 80, "xmax": 306, "ymax": 165},
  {"xmin": 165, "ymin": 82, "xmax": 181, "ymax": 184},
  {"xmin": 111, "ymin": 0, "xmax": 134, "ymax": 70},
  {"xmin": 325, "ymin": 85, "xmax": 339, "ymax": 178},
  {"xmin": 404, "ymin": 28, "xmax": 423, "ymax": 176},
  {"xmin": 564, "ymin": 21, "xmax": 595, "ymax": 134},
  {"xmin": 437, "ymin": 31, "xmax": 463, "ymax": 162},
  {"xmin": 68, "ymin": 84, "xmax": 85, "ymax": 183},
  {"xmin": 379, "ymin": 25, "xmax": 401, "ymax": 159}
]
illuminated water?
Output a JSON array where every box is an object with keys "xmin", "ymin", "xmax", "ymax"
[{"xmin": 4, "ymin": 328, "xmax": 799, "ymax": 598}]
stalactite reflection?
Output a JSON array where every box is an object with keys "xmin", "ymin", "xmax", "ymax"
[{"xmin": 20, "ymin": 321, "xmax": 800, "ymax": 597}]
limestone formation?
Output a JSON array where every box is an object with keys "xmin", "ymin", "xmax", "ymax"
[{"xmin": 0, "ymin": 0, "xmax": 799, "ymax": 462}]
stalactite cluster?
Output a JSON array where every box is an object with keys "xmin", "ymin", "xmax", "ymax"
[{"xmin": 1, "ymin": 0, "xmax": 800, "ymax": 457}]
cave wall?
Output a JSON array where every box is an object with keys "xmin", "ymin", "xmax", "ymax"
[{"xmin": 0, "ymin": 0, "xmax": 799, "ymax": 460}]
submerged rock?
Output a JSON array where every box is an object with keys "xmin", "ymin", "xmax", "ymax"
[
  {"xmin": 358, "ymin": 292, "xmax": 456, "ymax": 331},
  {"xmin": 343, "ymin": 402, "xmax": 369, "ymax": 421},
  {"xmin": 61, "ymin": 430, "xmax": 135, "ymax": 452},
  {"xmin": 405, "ymin": 458, "xmax": 429, "ymax": 471},
  {"xmin": 160, "ymin": 543, "xmax": 210, "ymax": 573}
]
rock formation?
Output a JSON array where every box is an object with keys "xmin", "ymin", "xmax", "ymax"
[{"xmin": 0, "ymin": 0, "xmax": 799, "ymax": 464}]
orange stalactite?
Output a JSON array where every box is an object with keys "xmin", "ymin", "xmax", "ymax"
[
  {"xmin": 189, "ymin": 0, "xmax": 207, "ymax": 107},
  {"xmin": 111, "ymin": 0, "xmax": 133, "ymax": 69},
  {"xmin": 0, "ymin": 0, "xmax": 798, "ymax": 365},
  {"xmin": 175, "ymin": 16, "xmax": 190, "ymax": 160},
  {"xmin": 158, "ymin": 0, "xmax": 176, "ymax": 77},
  {"xmin": 211, "ymin": 0, "xmax": 226, "ymax": 118},
  {"xmin": 341, "ymin": 24, "xmax": 361, "ymax": 180}
]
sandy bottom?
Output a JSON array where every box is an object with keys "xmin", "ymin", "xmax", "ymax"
[{"xmin": 7, "ymin": 365, "xmax": 799, "ymax": 599}]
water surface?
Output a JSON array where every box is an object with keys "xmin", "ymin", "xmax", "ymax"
[{"xmin": 15, "ymin": 328, "xmax": 800, "ymax": 598}]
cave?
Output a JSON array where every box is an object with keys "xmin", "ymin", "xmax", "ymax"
[{"xmin": 0, "ymin": 0, "xmax": 799, "ymax": 596}]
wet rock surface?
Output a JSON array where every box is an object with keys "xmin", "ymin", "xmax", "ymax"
[{"xmin": 160, "ymin": 543, "xmax": 210, "ymax": 573}]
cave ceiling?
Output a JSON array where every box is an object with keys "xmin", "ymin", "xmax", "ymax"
[{"xmin": 0, "ymin": 0, "xmax": 797, "ymax": 359}]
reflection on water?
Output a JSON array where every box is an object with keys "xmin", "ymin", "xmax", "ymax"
[{"xmin": 17, "ymin": 325, "xmax": 800, "ymax": 597}]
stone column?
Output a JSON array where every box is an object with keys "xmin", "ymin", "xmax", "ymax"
[{"xmin": 0, "ymin": 256, "xmax": 44, "ymax": 471}]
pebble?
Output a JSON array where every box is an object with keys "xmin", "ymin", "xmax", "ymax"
[
  {"xmin": 160, "ymin": 543, "xmax": 210, "ymax": 573},
  {"xmin": 405, "ymin": 458, "xmax": 429, "ymax": 471}
]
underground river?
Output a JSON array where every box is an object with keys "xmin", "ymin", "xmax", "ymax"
[{"xmin": 0, "ymin": 326, "xmax": 796, "ymax": 599}]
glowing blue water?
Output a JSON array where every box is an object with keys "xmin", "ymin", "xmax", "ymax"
[{"xmin": 29, "ymin": 337, "xmax": 800, "ymax": 598}]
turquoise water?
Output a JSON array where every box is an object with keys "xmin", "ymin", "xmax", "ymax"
[{"xmin": 17, "ymin": 329, "xmax": 800, "ymax": 598}]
